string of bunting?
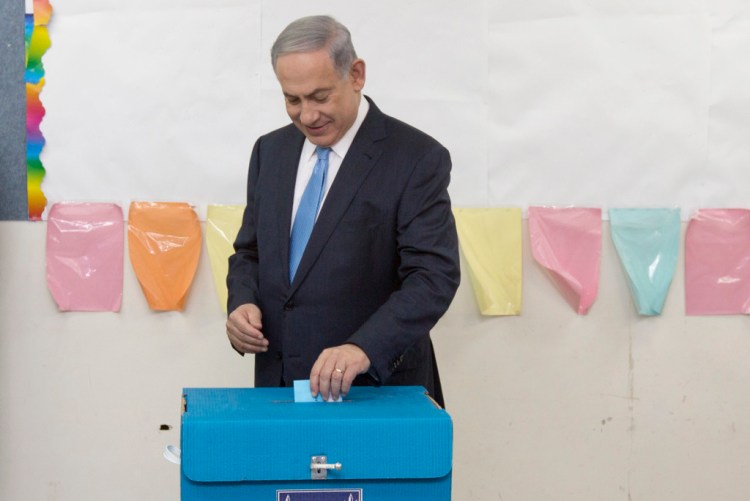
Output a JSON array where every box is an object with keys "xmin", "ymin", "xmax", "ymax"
[{"xmin": 43, "ymin": 202, "xmax": 750, "ymax": 317}]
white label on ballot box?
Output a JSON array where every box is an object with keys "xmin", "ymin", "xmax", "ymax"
[{"xmin": 277, "ymin": 489, "xmax": 362, "ymax": 500}]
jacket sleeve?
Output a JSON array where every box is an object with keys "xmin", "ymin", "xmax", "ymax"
[
  {"xmin": 226, "ymin": 137, "xmax": 262, "ymax": 314},
  {"xmin": 347, "ymin": 143, "xmax": 461, "ymax": 383}
]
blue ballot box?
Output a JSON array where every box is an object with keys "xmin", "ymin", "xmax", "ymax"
[{"xmin": 180, "ymin": 386, "xmax": 452, "ymax": 500}]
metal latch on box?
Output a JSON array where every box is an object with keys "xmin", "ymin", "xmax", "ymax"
[{"xmin": 310, "ymin": 455, "xmax": 342, "ymax": 480}]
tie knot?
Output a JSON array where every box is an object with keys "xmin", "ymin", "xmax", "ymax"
[{"xmin": 315, "ymin": 146, "xmax": 331, "ymax": 161}]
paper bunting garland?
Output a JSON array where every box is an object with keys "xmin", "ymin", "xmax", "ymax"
[
  {"xmin": 46, "ymin": 203, "xmax": 124, "ymax": 311},
  {"xmin": 127, "ymin": 202, "xmax": 202, "ymax": 311},
  {"xmin": 206, "ymin": 204, "xmax": 245, "ymax": 313},
  {"xmin": 25, "ymin": 0, "xmax": 52, "ymax": 220},
  {"xmin": 34, "ymin": 199, "xmax": 750, "ymax": 317},
  {"xmin": 609, "ymin": 208, "xmax": 680, "ymax": 316},
  {"xmin": 454, "ymin": 208, "xmax": 522, "ymax": 315},
  {"xmin": 529, "ymin": 206, "xmax": 602, "ymax": 314},
  {"xmin": 685, "ymin": 209, "xmax": 750, "ymax": 315}
]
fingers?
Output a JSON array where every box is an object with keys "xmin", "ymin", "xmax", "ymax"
[
  {"xmin": 314, "ymin": 360, "xmax": 352, "ymax": 402},
  {"xmin": 310, "ymin": 344, "xmax": 371, "ymax": 401},
  {"xmin": 226, "ymin": 304, "xmax": 269, "ymax": 354}
]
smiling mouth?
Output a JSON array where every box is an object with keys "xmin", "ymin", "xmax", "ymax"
[{"xmin": 306, "ymin": 123, "xmax": 329, "ymax": 134}]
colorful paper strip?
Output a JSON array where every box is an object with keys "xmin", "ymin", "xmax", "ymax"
[
  {"xmin": 454, "ymin": 207, "xmax": 522, "ymax": 315},
  {"xmin": 25, "ymin": 0, "xmax": 52, "ymax": 220},
  {"xmin": 685, "ymin": 209, "xmax": 750, "ymax": 315},
  {"xmin": 128, "ymin": 202, "xmax": 202, "ymax": 311},
  {"xmin": 46, "ymin": 203, "xmax": 124, "ymax": 312},
  {"xmin": 206, "ymin": 204, "xmax": 245, "ymax": 313},
  {"xmin": 32, "ymin": 0, "xmax": 53, "ymax": 25},
  {"xmin": 610, "ymin": 208, "xmax": 681, "ymax": 316},
  {"xmin": 529, "ymin": 206, "xmax": 602, "ymax": 314}
]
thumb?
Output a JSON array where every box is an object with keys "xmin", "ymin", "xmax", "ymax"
[{"xmin": 245, "ymin": 304, "xmax": 263, "ymax": 328}]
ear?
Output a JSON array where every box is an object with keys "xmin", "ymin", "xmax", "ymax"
[{"xmin": 349, "ymin": 59, "xmax": 366, "ymax": 91}]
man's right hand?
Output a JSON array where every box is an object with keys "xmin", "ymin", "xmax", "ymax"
[{"xmin": 226, "ymin": 303, "xmax": 268, "ymax": 354}]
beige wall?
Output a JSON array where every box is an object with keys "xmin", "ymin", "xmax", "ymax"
[{"xmin": 1, "ymin": 220, "xmax": 749, "ymax": 500}]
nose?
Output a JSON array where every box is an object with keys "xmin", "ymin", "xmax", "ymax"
[{"xmin": 299, "ymin": 101, "xmax": 320, "ymax": 126}]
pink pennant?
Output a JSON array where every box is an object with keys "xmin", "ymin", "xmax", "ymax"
[
  {"xmin": 529, "ymin": 207, "xmax": 602, "ymax": 314},
  {"xmin": 685, "ymin": 209, "xmax": 750, "ymax": 315},
  {"xmin": 46, "ymin": 203, "xmax": 124, "ymax": 311}
]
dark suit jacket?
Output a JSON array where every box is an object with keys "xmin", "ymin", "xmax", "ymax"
[{"xmin": 227, "ymin": 97, "xmax": 460, "ymax": 406}]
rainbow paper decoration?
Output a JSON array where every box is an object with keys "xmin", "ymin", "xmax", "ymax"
[
  {"xmin": 454, "ymin": 207, "xmax": 523, "ymax": 315},
  {"xmin": 529, "ymin": 206, "xmax": 602, "ymax": 314},
  {"xmin": 25, "ymin": 0, "xmax": 52, "ymax": 220},
  {"xmin": 685, "ymin": 209, "xmax": 750, "ymax": 315}
]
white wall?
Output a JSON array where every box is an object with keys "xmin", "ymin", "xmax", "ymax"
[{"xmin": 2, "ymin": 220, "xmax": 749, "ymax": 500}]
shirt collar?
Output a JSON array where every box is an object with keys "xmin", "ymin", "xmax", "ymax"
[{"xmin": 301, "ymin": 96, "xmax": 370, "ymax": 161}]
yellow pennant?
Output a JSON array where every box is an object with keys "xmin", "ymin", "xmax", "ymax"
[
  {"xmin": 206, "ymin": 204, "xmax": 245, "ymax": 313},
  {"xmin": 453, "ymin": 208, "xmax": 522, "ymax": 315}
]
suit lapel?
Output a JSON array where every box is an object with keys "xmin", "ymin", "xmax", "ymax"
[
  {"xmin": 289, "ymin": 98, "xmax": 387, "ymax": 293},
  {"xmin": 275, "ymin": 130, "xmax": 306, "ymax": 285}
]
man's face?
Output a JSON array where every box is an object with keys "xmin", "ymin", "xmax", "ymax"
[{"xmin": 275, "ymin": 49, "xmax": 365, "ymax": 147}]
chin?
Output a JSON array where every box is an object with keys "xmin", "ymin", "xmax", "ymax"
[{"xmin": 307, "ymin": 136, "xmax": 335, "ymax": 147}]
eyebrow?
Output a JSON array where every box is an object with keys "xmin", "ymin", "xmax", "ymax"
[{"xmin": 284, "ymin": 87, "xmax": 334, "ymax": 100}]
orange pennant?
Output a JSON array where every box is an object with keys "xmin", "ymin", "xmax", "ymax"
[{"xmin": 128, "ymin": 202, "xmax": 202, "ymax": 311}]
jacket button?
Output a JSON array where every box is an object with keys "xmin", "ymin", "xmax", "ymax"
[
  {"xmin": 284, "ymin": 301, "xmax": 295, "ymax": 311},
  {"xmin": 275, "ymin": 351, "xmax": 283, "ymax": 361}
]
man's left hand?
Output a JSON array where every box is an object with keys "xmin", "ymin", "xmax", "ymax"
[{"xmin": 310, "ymin": 344, "xmax": 371, "ymax": 401}]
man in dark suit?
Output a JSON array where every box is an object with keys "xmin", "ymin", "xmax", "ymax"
[{"xmin": 226, "ymin": 15, "xmax": 459, "ymax": 406}]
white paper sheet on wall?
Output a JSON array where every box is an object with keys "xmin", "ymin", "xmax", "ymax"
[
  {"xmin": 488, "ymin": 6, "xmax": 710, "ymax": 215},
  {"xmin": 41, "ymin": 0, "xmax": 263, "ymax": 220},
  {"xmin": 39, "ymin": 0, "xmax": 750, "ymax": 220}
]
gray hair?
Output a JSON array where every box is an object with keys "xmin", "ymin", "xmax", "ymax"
[{"xmin": 271, "ymin": 15, "xmax": 358, "ymax": 77}]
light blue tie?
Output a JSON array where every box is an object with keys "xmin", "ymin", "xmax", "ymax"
[{"xmin": 289, "ymin": 146, "xmax": 330, "ymax": 282}]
